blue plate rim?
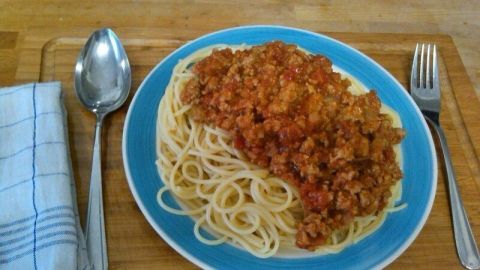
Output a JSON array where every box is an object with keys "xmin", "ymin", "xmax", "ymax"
[{"xmin": 122, "ymin": 24, "xmax": 438, "ymax": 269}]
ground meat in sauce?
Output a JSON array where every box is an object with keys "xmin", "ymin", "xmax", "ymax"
[{"xmin": 180, "ymin": 41, "xmax": 405, "ymax": 250}]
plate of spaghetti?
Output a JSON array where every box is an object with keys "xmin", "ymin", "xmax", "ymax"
[{"xmin": 123, "ymin": 25, "xmax": 437, "ymax": 269}]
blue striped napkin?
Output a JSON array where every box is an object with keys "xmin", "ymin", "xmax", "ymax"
[{"xmin": 0, "ymin": 82, "xmax": 89, "ymax": 270}]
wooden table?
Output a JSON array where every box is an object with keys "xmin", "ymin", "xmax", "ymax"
[
  {"xmin": 1, "ymin": 1, "xmax": 479, "ymax": 94},
  {"xmin": 2, "ymin": 2, "xmax": 480, "ymax": 269}
]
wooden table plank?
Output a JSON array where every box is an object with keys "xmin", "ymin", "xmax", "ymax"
[{"xmin": 0, "ymin": 31, "xmax": 19, "ymax": 85}]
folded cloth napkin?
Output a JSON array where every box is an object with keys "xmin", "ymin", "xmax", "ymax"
[{"xmin": 0, "ymin": 82, "xmax": 89, "ymax": 270}]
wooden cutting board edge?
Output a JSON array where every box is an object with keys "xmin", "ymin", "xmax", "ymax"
[{"xmin": 440, "ymin": 37, "xmax": 480, "ymax": 181}]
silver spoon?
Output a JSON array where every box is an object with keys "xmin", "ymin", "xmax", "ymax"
[{"xmin": 74, "ymin": 28, "xmax": 131, "ymax": 270}]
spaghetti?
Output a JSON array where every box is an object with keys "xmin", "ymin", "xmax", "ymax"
[{"xmin": 155, "ymin": 44, "xmax": 405, "ymax": 258}]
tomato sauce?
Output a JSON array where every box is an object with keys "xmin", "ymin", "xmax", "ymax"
[{"xmin": 181, "ymin": 41, "xmax": 405, "ymax": 249}]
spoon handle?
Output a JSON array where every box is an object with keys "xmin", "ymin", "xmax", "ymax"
[{"xmin": 85, "ymin": 116, "xmax": 108, "ymax": 270}]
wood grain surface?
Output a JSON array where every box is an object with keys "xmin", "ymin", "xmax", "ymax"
[{"xmin": 11, "ymin": 30, "xmax": 480, "ymax": 269}]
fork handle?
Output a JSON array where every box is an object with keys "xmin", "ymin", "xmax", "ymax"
[{"xmin": 428, "ymin": 118, "xmax": 480, "ymax": 269}]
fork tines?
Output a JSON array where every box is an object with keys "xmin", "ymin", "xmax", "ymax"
[{"xmin": 411, "ymin": 43, "xmax": 438, "ymax": 90}]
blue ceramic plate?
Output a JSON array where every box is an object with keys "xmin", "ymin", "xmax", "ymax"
[{"xmin": 122, "ymin": 25, "xmax": 437, "ymax": 269}]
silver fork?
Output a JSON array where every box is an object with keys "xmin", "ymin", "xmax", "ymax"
[{"xmin": 411, "ymin": 44, "xmax": 480, "ymax": 269}]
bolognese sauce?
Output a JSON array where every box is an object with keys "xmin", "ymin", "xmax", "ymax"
[{"xmin": 180, "ymin": 41, "xmax": 405, "ymax": 250}]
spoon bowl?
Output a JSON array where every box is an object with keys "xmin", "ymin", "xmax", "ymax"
[
  {"xmin": 75, "ymin": 28, "xmax": 131, "ymax": 115},
  {"xmin": 74, "ymin": 28, "xmax": 131, "ymax": 270}
]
